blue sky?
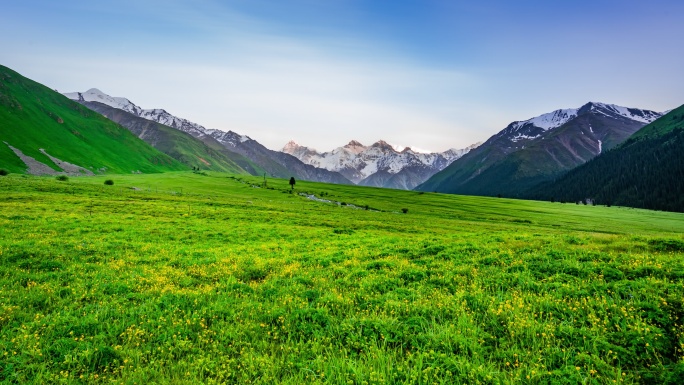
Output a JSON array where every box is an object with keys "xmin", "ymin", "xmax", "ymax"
[{"xmin": 3, "ymin": 0, "xmax": 683, "ymax": 152}]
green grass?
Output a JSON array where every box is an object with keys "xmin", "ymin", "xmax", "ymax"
[
  {"xmin": 1, "ymin": 172, "xmax": 683, "ymax": 384},
  {"xmin": 78, "ymin": 101, "xmax": 260, "ymax": 175},
  {"xmin": 147, "ymin": 124, "xmax": 251, "ymax": 174},
  {"xmin": 629, "ymin": 104, "xmax": 684, "ymax": 141},
  {"xmin": 0, "ymin": 65, "xmax": 186, "ymax": 174}
]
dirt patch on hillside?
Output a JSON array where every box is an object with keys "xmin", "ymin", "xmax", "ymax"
[
  {"xmin": 39, "ymin": 149, "xmax": 93, "ymax": 175},
  {"xmin": 4, "ymin": 142, "xmax": 61, "ymax": 175},
  {"xmin": 3, "ymin": 142, "xmax": 94, "ymax": 176}
]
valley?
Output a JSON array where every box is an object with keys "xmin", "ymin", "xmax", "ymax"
[
  {"xmin": 1, "ymin": 64, "xmax": 684, "ymax": 384},
  {"xmin": 1, "ymin": 172, "xmax": 683, "ymax": 383}
]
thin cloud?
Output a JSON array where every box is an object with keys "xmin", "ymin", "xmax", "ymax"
[{"xmin": 3, "ymin": 0, "xmax": 682, "ymax": 153}]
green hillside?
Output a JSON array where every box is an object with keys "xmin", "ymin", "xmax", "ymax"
[
  {"xmin": 198, "ymin": 135, "xmax": 268, "ymax": 175},
  {"xmin": 80, "ymin": 101, "xmax": 262, "ymax": 175},
  {"xmin": 418, "ymin": 108, "xmax": 648, "ymax": 197},
  {"xmin": 1, "ymin": 172, "xmax": 683, "ymax": 383},
  {"xmin": 529, "ymin": 105, "xmax": 684, "ymax": 212},
  {"xmin": 0, "ymin": 65, "xmax": 186, "ymax": 174},
  {"xmin": 628, "ymin": 106, "xmax": 684, "ymax": 141}
]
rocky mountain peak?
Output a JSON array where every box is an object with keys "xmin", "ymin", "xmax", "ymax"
[
  {"xmin": 282, "ymin": 138, "xmax": 479, "ymax": 189},
  {"xmin": 283, "ymin": 140, "xmax": 301, "ymax": 151},
  {"xmin": 64, "ymin": 88, "xmax": 209, "ymax": 137},
  {"xmin": 371, "ymin": 140, "xmax": 394, "ymax": 151},
  {"xmin": 578, "ymin": 102, "xmax": 662, "ymax": 123},
  {"xmin": 85, "ymin": 88, "xmax": 105, "ymax": 95},
  {"xmin": 345, "ymin": 140, "xmax": 364, "ymax": 148}
]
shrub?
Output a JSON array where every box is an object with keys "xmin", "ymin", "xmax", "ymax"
[
  {"xmin": 56, "ymin": 175, "xmax": 69, "ymax": 181},
  {"xmin": 104, "ymin": 179, "xmax": 114, "ymax": 185},
  {"xmin": 401, "ymin": 208, "xmax": 409, "ymax": 214},
  {"xmin": 0, "ymin": 169, "xmax": 8, "ymax": 176}
]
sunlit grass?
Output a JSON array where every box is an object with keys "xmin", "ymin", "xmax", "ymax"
[{"xmin": 1, "ymin": 172, "xmax": 683, "ymax": 383}]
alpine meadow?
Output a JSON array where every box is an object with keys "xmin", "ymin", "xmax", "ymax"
[
  {"xmin": 3, "ymin": 1, "xmax": 684, "ymax": 384},
  {"xmin": 1, "ymin": 172, "xmax": 683, "ymax": 384}
]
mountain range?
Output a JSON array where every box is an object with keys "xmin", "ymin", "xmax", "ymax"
[
  {"xmin": 3, "ymin": 64, "xmax": 682, "ymax": 212},
  {"xmin": 65, "ymin": 88, "xmax": 351, "ymax": 184},
  {"xmin": 528, "ymin": 104, "xmax": 684, "ymax": 212},
  {"xmin": 282, "ymin": 140, "xmax": 479, "ymax": 190},
  {"xmin": 66, "ymin": 88, "xmax": 476, "ymax": 188},
  {"xmin": 77, "ymin": 100, "xmax": 260, "ymax": 175},
  {"xmin": 418, "ymin": 102, "xmax": 664, "ymax": 196},
  {"xmin": 0, "ymin": 65, "xmax": 185, "ymax": 175}
]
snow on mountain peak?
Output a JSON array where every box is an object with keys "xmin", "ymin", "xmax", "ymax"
[
  {"xmin": 513, "ymin": 108, "xmax": 578, "ymax": 131},
  {"xmin": 582, "ymin": 102, "xmax": 662, "ymax": 124},
  {"xmin": 503, "ymin": 102, "xmax": 662, "ymax": 144},
  {"xmin": 64, "ymin": 88, "xmax": 142, "ymax": 115},
  {"xmin": 64, "ymin": 88, "xmax": 211, "ymax": 137},
  {"xmin": 283, "ymin": 139, "xmax": 480, "ymax": 184}
]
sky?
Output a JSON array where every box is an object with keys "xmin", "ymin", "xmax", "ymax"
[{"xmin": 2, "ymin": 0, "xmax": 684, "ymax": 152}]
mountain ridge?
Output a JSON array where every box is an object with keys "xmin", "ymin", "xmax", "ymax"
[
  {"xmin": 417, "ymin": 102, "xmax": 663, "ymax": 196},
  {"xmin": 527, "ymin": 104, "xmax": 684, "ymax": 212},
  {"xmin": 65, "ymin": 88, "xmax": 352, "ymax": 184},
  {"xmin": 78, "ymin": 101, "xmax": 258, "ymax": 175},
  {"xmin": 0, "ymin": 65, "xmax": 185, "ymax": 175},
  {"xmin": 282, "ymin": 139, "xmax": 480, "ymax": 189}
]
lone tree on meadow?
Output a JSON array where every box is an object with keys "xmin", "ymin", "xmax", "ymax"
[{"xmin": 289, "ymin": 177, "xmax": 296, "ymax": 190}]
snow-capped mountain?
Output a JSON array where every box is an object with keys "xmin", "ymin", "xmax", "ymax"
[
  {"xmin": 418, "ymin": 102, "xmax": 664, "ymax": 196},
  {"xmin": 65, "ymin": 89, "xmax": 352, "ymax": 184},
  {"xmin": 282, "ymin": 139, "xmax": 480, "ymax": 190},
  {"xmin": 64, "ymin": 88, "xmax": 143, "ymax": 115},
  {"xmin": 497, "ymin": 103, "xmax": 661, "ymax": 144},
  {"xmin": 64, "ymin": 88, "xmax": 208, "ymax": 137}
]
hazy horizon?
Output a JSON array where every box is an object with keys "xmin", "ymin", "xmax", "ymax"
[{"xmin": 3, "ymin": 0, "xmax": 683, "ymax": 152}]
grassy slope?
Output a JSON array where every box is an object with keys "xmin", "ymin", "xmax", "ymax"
[
  {"xmin": 0, "ymin": 65, "xmax": 186, "ymax": 174},
  {"xmin": 416, "ymin": 142, "xmax": 502, "ymax": 193},
  {"xmin": 80, "ymin": 101, "xmax": 258, "ymax": 175},
  {"xmin": 1, "ymin": 173, "xmax": 683, "ymax": 384},
  {"xmin": 421, "ymin": 113, "xmax": 645, "ymax": 198},
  {"xmin": 197, "ymin": 135, "xmax": 268, "ymax": 176},
  {"xmin": 530, "ymin": 105, "xmax": 684, "ymax": 211},
  {"xmin": 625, "ymin": 104, "xmax": 684, "ymax": 142}
]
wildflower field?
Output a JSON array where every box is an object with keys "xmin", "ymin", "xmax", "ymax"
[{"xmin": 1, "ymin": 172, "xmax": 683, "ymax": 384}]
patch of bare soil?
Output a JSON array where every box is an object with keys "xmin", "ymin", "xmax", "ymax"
[
  {"xmin": 4, "ymin": 142, "xmax": 61, "ymax": 175},
  {"xmin": 39, "ymin": 149, "xmax": 93, "ymax": 175}
]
